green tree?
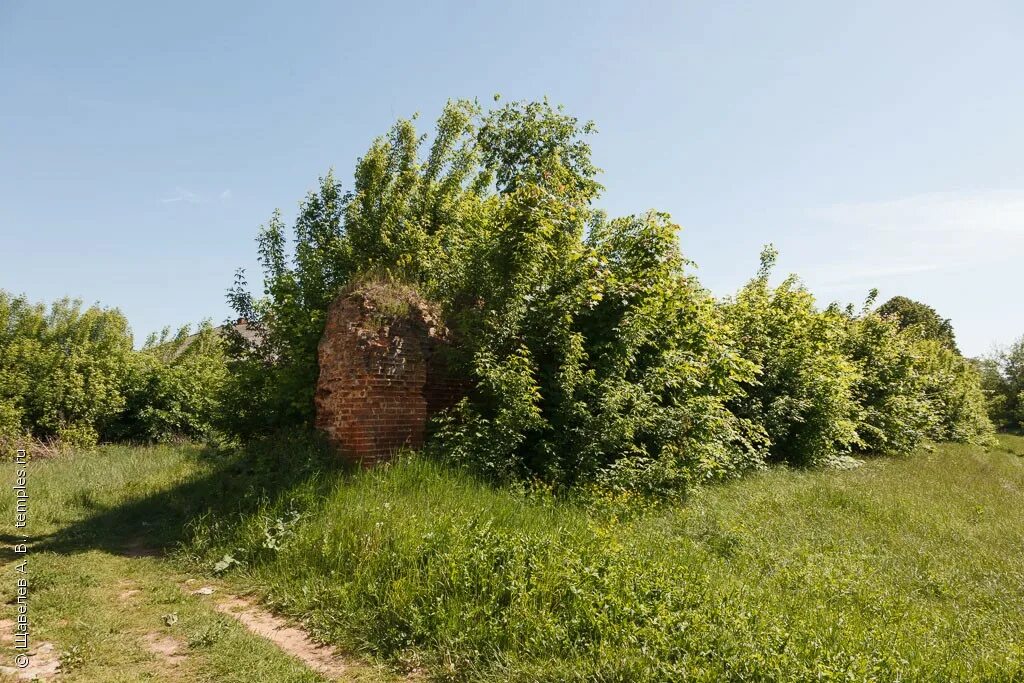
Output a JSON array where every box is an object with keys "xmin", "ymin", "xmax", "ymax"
[
  {"xmin": 876, "ymin": 296, "xmax": 959, "ymax": 353},
  {"xmin": 977, "ymin": 336, "xmax": 1024, "ymax": 430},
  {"xmin": 842, "ymin": 291, "xmax": 934, "ymax": 455},
  {"xmin": 225, "ymin": 98, "xmax": 765, "ymax": 490},
  {"xmin": 107, "ymin": 322, "xmax": 228, "ymax": 443}
]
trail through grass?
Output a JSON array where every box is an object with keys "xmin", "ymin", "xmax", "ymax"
[{"xmin": 0, "ymin": 445, "xmax": 397, "ymax": 682}]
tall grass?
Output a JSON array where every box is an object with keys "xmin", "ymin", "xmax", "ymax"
[{"xmin": 180, "ymin": 435, "xmax": 1024, "ymax": 681}]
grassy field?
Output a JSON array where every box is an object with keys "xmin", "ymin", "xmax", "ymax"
[
  {"xmin": 0, "ymin": 444, "xmax": 395, "ymax": 683},
  {"xmin": 2, "ymin": 434, "xmax": 1023, "ymax": 681}
]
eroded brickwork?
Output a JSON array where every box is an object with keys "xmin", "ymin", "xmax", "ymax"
[{"xmin": 314, "ymin": 284, "xmax": 464, "ymax": 466}]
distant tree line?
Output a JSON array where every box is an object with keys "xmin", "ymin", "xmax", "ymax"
[
  {"xmin": 974, "ymin": 338, "xmax": 1024, "ymax": 432},
  {"xmin": 0, "ymin": 292, "xmax": 225, "ymax": 449}
]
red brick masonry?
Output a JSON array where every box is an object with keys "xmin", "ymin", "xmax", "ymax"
[{"xmin": 314, "ymin": 285, "xmax": 465, "ymax": 466}]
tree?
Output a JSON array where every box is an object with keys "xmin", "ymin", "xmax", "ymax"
[
  {"xmin": 723, "ymin": 247, "xmax": 860, "ymax": 466},
  {"xmin": 977, "ymin": 335, "xmax": 1024, "ymax": 430},
  {"xmin": 876, "ymin": 296, "xmax": 959, "ymax": 353},
  {"xmin": 106, "ymin": 322, "xmax": 228, "ymax": 443},
  {"xmin": 222, "ymin": 97, "xmax": 994, "ymax": 490},
  {"xmin": 225, "ymin": 98, "xmax": 765, "ymax": 490}
]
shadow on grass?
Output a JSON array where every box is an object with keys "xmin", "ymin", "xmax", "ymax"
[{"xmin": 30, "ymin": 431, "xmax": 353, "ymax": 559}]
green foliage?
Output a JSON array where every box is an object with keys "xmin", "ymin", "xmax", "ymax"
[
  {"xmin": 227, "ymin": 99, "xmax": 763, "ymax": 490},
  {"xmin": 973, "ymin": 335, "xmax": 1024, "ymax": 431},
  {"xmin": 914, "ymin": 339, "xmax": 995, "ymax": 443},
  {"xmin": 723, "ymin": 247, "xmax": 860, "ymax": 466},
  {"xmin": 841, "ymin": 293, "xmax": 935, "ymax": 455},
  {"xmin": 876, "ymin": 295, "xmax": 959, "ymax": 353},
  {"xmin": 107, "ymin": 322, "xmax": 229, "ymax": 443},
  {"xmin": 0, "ymin": 290, "xmax": 227, "ymax": 447},
  {"xmin": 222, "ymin": 175, "xmax": 351, "ymax": 435},
  {"xmin": 225, "ymin": 98, "xmax": 993, "ymax": 489},
  {"xmin": 0, "ymin": 291, "xmax": 133, "ymax": 447},
  {"xmin": 221, "ymin": 102, "xmax": 492, "ymax": 437}
]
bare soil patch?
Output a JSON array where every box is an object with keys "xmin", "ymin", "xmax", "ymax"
[
  {"xmin": 142, "ymin": 632, "xmax": 187, "ymax": 667},
  {"xmin": 210, "ymin": 594, "xmax": 354, "ymax": 680},
  {"xmin": 0, "ymin": 620, "xmax": 61, "ymax": 680}
]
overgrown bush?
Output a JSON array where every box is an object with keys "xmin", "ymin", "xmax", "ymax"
[
  {"xmin": 841, "ymin": 293, "xmax": 935, "ymax": 455},
  {"xmin": 0, "ymin": 290, "xmax": 227, "ymax": 448},
  {"xmin": 0, "ymin": 292, "xmax": 133, "ymax": 448},
  {"xmin": 224, "ymin": 97, "xmax": 993, "ymax": 489},
  {"xmin": 226, "ymin": 99, "xmax": 765, "ymax": 490},
  {"xmin": 106, "ymin": 323, "xmax": 228, "ymax": 443},
  {"xmin": 722, "ymin": 247, "xmax": 860, "ymax": 466}
]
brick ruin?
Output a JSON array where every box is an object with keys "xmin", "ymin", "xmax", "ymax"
[{"xmin": 314, "ymin": 283, "xmax": 465, "ymax": 466}]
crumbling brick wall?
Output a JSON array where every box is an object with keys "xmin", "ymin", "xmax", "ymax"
[{"xmin": 314, "ymin": 283, "xmax": 465, "ymax": 466}]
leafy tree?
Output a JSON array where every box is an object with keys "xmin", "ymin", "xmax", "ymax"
[
  {"xmin": 914, "ymin": 339, "xmax": 993, "ymax": 442},
  {"xmin": 222, "ymin": 97, "xmax": 995, "ymax": 490},
  {"xmin": 0, "ymin": 291, "xmax": 228, "ymax": 448},
  {"xmin": 876, "ymin": 296, "xmax": 959, "ymax": 353},
  {"xmin": 222, "ymin": 101, "xmax": 488, "ymax": 435},
  {"xmin": 977, "ymin": 336, "xmax": 1024, "ymax": 430},
  {"xmin": 1007, "ymin": 337, "xmax": 1024, "ymax": 428},
  {"xmin": 842, "ymin": 291, "xmax": 935, "ymax": 455},
  {"xmin": 225, "ymin": 99, "xmax": 764, "ymax": 490}
]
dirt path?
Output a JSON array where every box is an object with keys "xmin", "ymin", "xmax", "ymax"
[
  {"xmin": 0, "ymin": 550, "xmax": 402, "ymax": 683},
  {"xmin": 187, "ymin": 580, "xmax": 416, "ymax": 682},
  {"xmin": 183, "ymin": 583, "xmax": 358, "ymax": 680}
]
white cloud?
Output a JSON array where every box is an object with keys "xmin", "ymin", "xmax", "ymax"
[
  {"xmin": 160, "ymin": 188, "xmax": 200, "ymax": 204},
  {"xmin": 813, "ymin": 263, "xmax": 940, "ymax": 289},
  {"xmin": 219, "ymin": 189, "xmax": 232, "ymax": 201},
  {"xmin": 806, "ymin": 189, "xmax": 1024, "ymax": 285}
]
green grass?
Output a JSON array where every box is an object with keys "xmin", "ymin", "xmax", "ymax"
[
  {"xmin": 3, "ymin": 435, "xmax": 1024, "ymax": 681},
  {"xmin": 0, "ymin": 444, "xmax": 394, "ymax": 682}
]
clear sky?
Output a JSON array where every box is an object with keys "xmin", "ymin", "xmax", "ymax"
[{"xmin": 2, "ymin": 1, "xmax": 1021, "ymax": 356}]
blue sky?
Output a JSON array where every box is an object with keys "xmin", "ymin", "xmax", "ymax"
[{"xmin": 2, "ymin": 1, "xmax": 1021, "ymax": 356}]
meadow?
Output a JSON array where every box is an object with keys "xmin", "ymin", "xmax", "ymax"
[{"xmin": 2, "ymin": 434, "xmax": 1023, "ymax": 681}]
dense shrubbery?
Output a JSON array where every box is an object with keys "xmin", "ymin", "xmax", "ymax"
[
  {"xmin": 0, "ymin": 99, "xmax": 995, "ymax": 469},
  {"xmin": 0, "ymin": 292, "xmax": 133, "ymax": 447},
  {"xmin": 723, "ymin": 248, "xmax": 860, "ymax": 466},
  {"xmin": 224, "ymin": 97, "xmax": 994, "ymax": 491},
  {"xmin": 0, "ymin": 291, "xmax": 226, "ymax": 449},
  {"xmin": 106, "ymin": 324, "xmax": 228, "ymax": 443}
]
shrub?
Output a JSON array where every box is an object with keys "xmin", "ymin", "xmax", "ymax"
[
  {"xmin": 0, "ymin": 290, "xmax": 228, "ymax": 447},
  {"xmin": 914, "ymin": 339, "xmax": 994, "ymax": 443},
  {"xmin": 105, "ymin": 323, "xmax": 228, "ymax": 443},
  {"xmin": 976, "ymin": 336, "xmax": 1024, "ymax": 430},
  {"xmin": 0, "ymin": 291, "xmax": 133, "ymax": 448},
  {"xmin": 723, "ymin": 247, "xmax": 860, "ymax": 466},
  {"xmin": 841, "ymin": 293, "xmax": 934, "ymax": 455},
  {"xmin": 227, "ymin": 99, "xmax": 764, "ymax": 491},
  {"xmin": 223, "ymin": 98, "xmax": 995, "ymax": 487}
]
